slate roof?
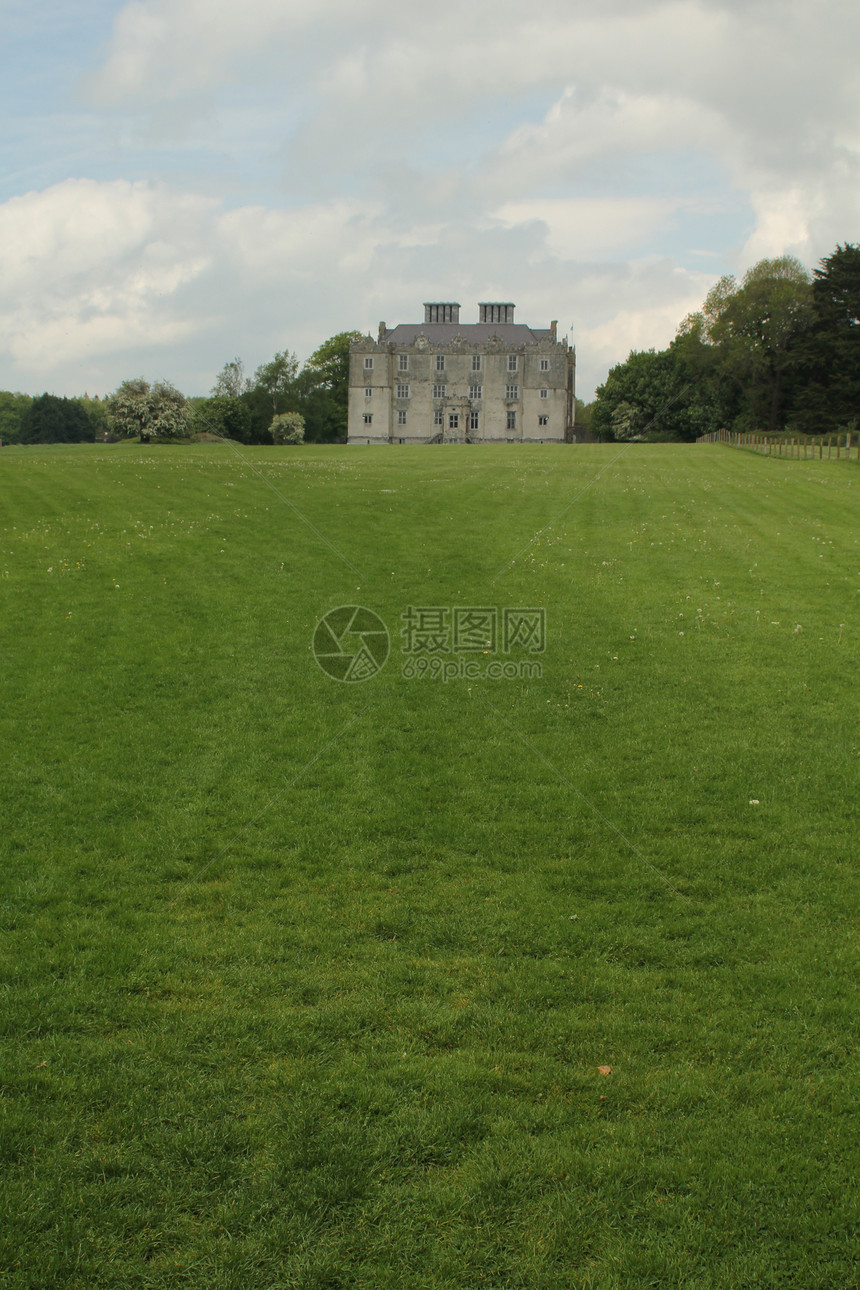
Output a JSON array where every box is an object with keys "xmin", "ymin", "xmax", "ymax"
[{"xmin": 380, "ymin": 323, "xmax": 555, "ymax": 346}]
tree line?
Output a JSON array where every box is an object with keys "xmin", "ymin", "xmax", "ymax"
[
  {"xmin": 588, "ymin": 243, "xmax": 860, "ymax": 442},
  {"xmin": 4, "ymin": 245, "xmax": 858, "ymax": 448},
  {"xmin": 0, "ymin": 330, "xmax": 360, "ymax": 446}
]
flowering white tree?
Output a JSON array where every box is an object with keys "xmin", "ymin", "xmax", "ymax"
[
  {"xmin": 270, "ymin": 412, "xmax": 305, "ymax": 444},
  {"xmin": 107, "ymin": 379, "xmax": 192, "ymax": 440}
]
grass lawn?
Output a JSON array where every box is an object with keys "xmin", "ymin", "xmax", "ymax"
[{"xmin": 1, "ymin": 441, "xmax": 858, "ymax": 1289}]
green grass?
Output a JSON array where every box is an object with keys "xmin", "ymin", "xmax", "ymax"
[{"xmin": 1, "ymin": 441, "xmax": 858, "ymax": 1289}]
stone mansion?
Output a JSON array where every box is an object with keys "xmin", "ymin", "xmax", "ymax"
[{"xmin": 347, "ymin": 302, "xmax": 575, "ymax": 444}]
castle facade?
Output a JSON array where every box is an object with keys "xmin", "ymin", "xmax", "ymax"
[{"xmin": 348, "ymin": 302, "xmax": 574, "ymax": 444}]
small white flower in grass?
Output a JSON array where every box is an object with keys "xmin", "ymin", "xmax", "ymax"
[{"xmin": 749, "ymin": 799, "xmax": 760, "ymax": 806}]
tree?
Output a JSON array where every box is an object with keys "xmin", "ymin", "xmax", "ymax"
[
  {"xmin": 19, "ymin": 394, "xmax": 93, "ymax": 444},
  {"xmin": 79, "ymin": 394, "xmax": 109, "ymax": 439},
  {"xmin": 303, "ymin": 331, "xmax": 360, "ymax": 391},
  {"xmin": 574, "ymin": 397, "xmax": 594, "ymax": 430},
  {"xmin": 704, "ymin": 257, "xmax": 813, "ymax": 433},
  {"xmin": 270, "ymin": 412, "xmax": 305, "ymax": 444},
  {"xmin": 106, "ymin": 378, "xmax": 151, "ymax": 439},
  {"xmin": 253, "ymin": 351, "xmax": 299, "ymax": 416},
  {"xmin": 297, "ymin": 331, "xmax": 362, "ymax": 442},
  {"xmin": 194, "ymin": 394, "xmax": 253, "ymax": 443},
  {"xmin": 790, "ymin": 243, "xmax": 860, "ymax": 433},
  {"xmin": 211, "ymin": 358, "xmax": 248, "ymax": 399},
  {"xmin": 107, "ymin": 379, "xmax": 192, "ymax": 441},
  {"xmin": 592, "ymin": 348, "xmax": 702, "ymax": 442},
  {"xmin": 0, "ymin": 391, "xmax": 32, "ymax": 444}
]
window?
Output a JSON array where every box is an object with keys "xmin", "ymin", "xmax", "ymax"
[
  {"xmin": 538, "ymin": 415, "xmax": 549, "ymax": 426},
  {"xmin": 469, "ymin": 411, "xmax": 479, "ymax": 431},
  {"xmin": 449, "ymin": 413, "xmax": 459, "ymax": 430},
  {"xmin": 435, "ymin": 354, "xmax": 446, "ymax": 371},
  {"xmin": 469, "ymin": 384, "xmax": 482, "ymax": 400},
  {"xmin": 540, "ymin": 388, "xmax": 548, "ymax": 400},
  {"xmin": 507, "ymin": 411, "xmax": 516, "ymax": 430},
  {"xmin": 507, "ymin": 354, "xmax": 518, "ymax": 372},
  {"xmin": 363, "ymin": 413, "xmax": 373, "ymax": 424},
  {"xmin": 364, "ymin": 387, "xmax": 373, "ymax": 398},
  {"xmin": 432, "ymin": 383, "xmax": 446, "ymax": 398},
  {"xmin": 397, "ymin": 410, "xmax": 407, "ymax": 426},
  {"xmin": 396, "ymin": 383, "xmax": 410, "ymax": 399},
  {"xmin": 539, "ymin": 358, "xmax": 550, "ymax": 372},
  {"xmin": 506, "ymin": 384, "xmax": 519, "ymax": 400},
  {"xmin": 434, "ymin": 409, "xmax": 444, "ymax": 427},
  {"xmin": 364, "ymin": 356, "xmax": 374, "ymax": 370},
  {"xmin": 472, "ymin": 354, "xmax": 481, "ymax": 371},
  {"xmin": 398, "ymin": 353, "xmax": 409, "ymax": 371}
]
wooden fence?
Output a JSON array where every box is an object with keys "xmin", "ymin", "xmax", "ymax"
[{"xmin": 696, "ymin": 429, "xmax": 859, "ymax": 460}]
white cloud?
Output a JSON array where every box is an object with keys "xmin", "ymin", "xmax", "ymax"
[
  {"xmin": 0, "ymin": 183, "xmax": 373, "ymax": 373},
  {"xmin": 3, "ymin": 0, "xmax": 860, "ymax": 399},
  {"xmin": 492, "ymin": 197, "xmax": 686, "ymax": 261},
  {"xmin": 0, "ymin": 180, "xmax": 216, "ymax": 370},
  {"xmin": 0, "ymin": 174, "xmax": 721, "ymax": 399}
]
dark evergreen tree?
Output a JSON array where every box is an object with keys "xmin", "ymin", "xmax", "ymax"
[
  {"xmin": 790, "ymin": 243, "xmax": 860, "ymax": 433},
  {"xmin": 19, "ymin": 394, "xmax": 93, "ymax": 444}
]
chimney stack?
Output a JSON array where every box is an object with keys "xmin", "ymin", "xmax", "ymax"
[
  {"xmin": 424, "ymin": 303, "xmax": 460, "ymax": 324},
  {"xmin": 478, "ymin": 303, "xmax": 515, "ymax": 324}
]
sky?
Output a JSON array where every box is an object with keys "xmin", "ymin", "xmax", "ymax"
[{"xmin": 1, "ymin": 0, "xmax": 859, "ymax": 401}]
